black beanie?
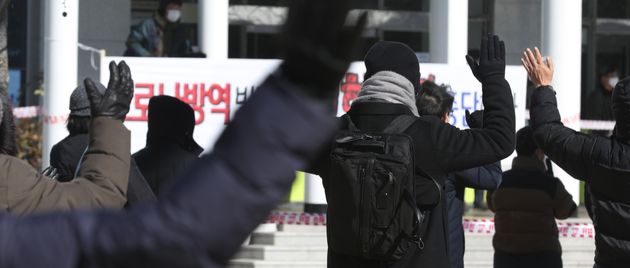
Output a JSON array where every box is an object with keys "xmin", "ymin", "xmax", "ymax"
[{"xmin": 364, "ymin": 41, "xmax": 421, "ymax": 93}]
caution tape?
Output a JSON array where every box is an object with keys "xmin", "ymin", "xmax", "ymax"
[
  {"xmin": 265, "ymin": 211, "xmax": 327, "ymax": 226},
  {"xmin": 12, "ymin": 106, "xmax": 41, "ymax": 119},
  {"xmin": 265, "ymin": 212, "xmax": 595, "ymax": 238}
]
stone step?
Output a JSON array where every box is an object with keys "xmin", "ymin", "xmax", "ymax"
[
  {"xmin": 235, "ymin": 245, "xmax": 327, "ymax": 261},
  {"xmin": 228, "ymin": 260, "xmax": 326, "ymax": 268},
  {"xmin": 463, "ymin": 260, "xmax": 594, "ymax": 268},
  {"xmin": 278, "ymin": 224, "xmax": 326, "ymax": 233}
]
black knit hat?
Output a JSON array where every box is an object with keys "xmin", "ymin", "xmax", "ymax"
[
  {"xmin": 364, "ymin": 41, "xmax": 421, "ymax": 93},
  {"xmin": 69, "ymin": 82, "xmax": 106, "ymax": 117}
]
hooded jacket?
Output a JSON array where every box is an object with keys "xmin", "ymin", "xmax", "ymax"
[
  {"xmin": 488, "ymin": 156, "xmax": 575, "ymax": 254},
  {"xmin": 133, "ymin": 96, "xmax": 203, "ymax": 195},
  {"xmin": 530, "ymin": 79, "xmax": 630, "ymax": 267}
]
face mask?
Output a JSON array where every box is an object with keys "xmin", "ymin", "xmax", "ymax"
[
  {"xmin": 609, "ymin": 76, "xmax": 620, "ymax": 88},
  {"xmin": 166, "ymin": 10, "xmax": 181, "ymax": 23}
]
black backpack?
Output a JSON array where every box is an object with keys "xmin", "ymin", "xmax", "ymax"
[{"xmin": 324, "ymin": 114, "xmax": 433, "ymax": 260}]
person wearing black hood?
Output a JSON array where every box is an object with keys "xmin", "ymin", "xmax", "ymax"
[
  {"xmin": 49, "ymin": 83, "xmax": 156, "ymax": 207},
  {"xmin": 124, "ymin": 0, "xmax": 193, "ymax": 57},
  {"xmin": 524, "ymin": 46, "xmax": 630, "ymax": 268},
  {"xmin": 308, "ymin": 35, "xmax": 515, "ymax": 267},
  {"xmin": 132, "ymin": 95, "xmax": 203, "ymax": 195}
]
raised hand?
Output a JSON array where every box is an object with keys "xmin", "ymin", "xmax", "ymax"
[
  {"xmin": 521, "ymin": 47, "xmax": 554, "ymax": 88},
  {"xmin": 466, "ymin": 34, "xmax": 506, "ymax": 83},
  {"xmin": 84, "ymin": 61, "xmax": 134, "ymax": 121},
  {"xmin": 280, "ymin": 0, "xmax": 367, "ymax": 99}
]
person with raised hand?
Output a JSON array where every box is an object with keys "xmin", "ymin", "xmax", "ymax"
[
  {"xmin": 0, "ymin": 0, "xmax": 366, "ymax": 267},
  {"xmin": 525, "ymin": 46, "xmax": 630, "ymax": 268},
  {"xmin": 307, "ymin": 33, "xmax": 514, "ymax": 267},
  {"xmin": 0, "ymin": 61, "xmax": 134, "ymax": 215}
]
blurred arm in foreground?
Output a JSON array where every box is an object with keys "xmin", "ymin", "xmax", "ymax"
[{"xmin": 0, "ymin": 0, "xmax": 366, "ymax": 267}]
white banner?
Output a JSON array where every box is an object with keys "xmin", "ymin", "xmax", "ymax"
[{"xmin": 100, "ymin": 57, "xmax": 528, "ymax": 154}]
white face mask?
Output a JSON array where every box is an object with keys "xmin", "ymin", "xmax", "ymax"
[
  {"xmin": 166, "ymin": 10, "xmax": 181, "ymax": 23},
  {"xmin": 609, "ymin": 76, "xmax": 620, "ymax": 88}
]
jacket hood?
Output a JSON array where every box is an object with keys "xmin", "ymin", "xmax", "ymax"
[
  {"xmin": 0, "ymin": 94, "xmax": 17, "ymax": 156},
  {"xmin": 612, "ymin": 76, "xmax": 630, "ymax": 140},
  {"xmin": 147, "ymin": 95, "xmax": 203, "ymax": 155}
]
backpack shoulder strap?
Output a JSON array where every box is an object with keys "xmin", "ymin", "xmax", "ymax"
[{"xmin": 383, "ymin": 115, "xmax": 418, "ymax": 134}]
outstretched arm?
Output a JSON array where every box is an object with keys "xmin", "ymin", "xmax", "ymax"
[
  {"xmin": 453, "ymin": 161, "xmax": 502, "ymax": 190},
  {"xmin": 433, "ymin": 35, "xmax": 515, "ymax": 171},
  {"xmin": 525, "ymin": 47, "xmax": 606, "ymax": 182}
]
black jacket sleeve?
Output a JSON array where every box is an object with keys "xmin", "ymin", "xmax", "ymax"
[
  {"xmin": 428, "ymin": 76, "xmax": 515, "ymax": 171},
  {"xmin": 452, "ymin": 161, "xmax": 502, "ymax": 190},
  {"xmin": 0, "ymin": 73, "xmax": 339, "ymax": 268},
  {"xmin": 530, "ymin": 86, "xmax": 610, "ymax": 182}
]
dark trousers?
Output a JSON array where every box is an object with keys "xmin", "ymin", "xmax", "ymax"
[{"xmin": 494, "ymin": 250, "xmax": 562, "ymax": 268}]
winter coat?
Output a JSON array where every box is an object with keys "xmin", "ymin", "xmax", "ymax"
[
  {"xmin": 488, "ymin": 156, "xmax": 576, "ymax": 254},
  {"xmin": 445, "ymin": 162, "xmax": 502, "ymax": 268},
  {"xmin": 583, "ymin": 85, "xmax": 613, "ymax": 121},
  {"xmin": 0, "ymin": 117, "xmax": 130, "ymax": 215},
  {"xmin": 0, "ymin": 74, "xmax": 338, "ymax": 268},
  {"xmin": 124, "ymin": 12, "xmax": 188, "ymax": 57},
  {"xmin": 309, "ymin": 76, "xmax": 515, "ymax": 268},
  {"xmin": 133, "ymin": 143, "xmax": 200, "ymax": 196},
  {"xmin": 51, "ymin": 134, "xmax": 156, "ymax": 206},
  {"xmin": 50, "ymin": 134, "xmax": 89, "ymax": 182},
  {"xmin": 530, "ymin": 85, "xmax": 630, "ymax": 267}
]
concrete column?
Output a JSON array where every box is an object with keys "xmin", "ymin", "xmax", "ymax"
[
  {"xmin": 304, "ymin": 173, "xmax": 327, "ymax": 213},
  {"xmin": 42, "ymin": 0, "xmax": 79, "ymax": 167},
  {"xmin": 430, "ymin": 0, "xmax": 468, "ymax": 64},
  {"xmin": 541, "ymin": 0, "xmax": 582, "ymax": 204},
  {"xmin": 198, "ymin": 0, "xmax": 229, "ymax": 59}
]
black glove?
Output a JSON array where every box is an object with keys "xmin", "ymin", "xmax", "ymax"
[
  {"xmin": 465, "ymin": 110, "xmax": 484, "ymax": 129},
  {"xmin": 280, "ymin": 0, "xmax": 367, "ymax": 100},
  {"xmin": 42, "ymin": 167, "xmax": 60, "ymax": 181},
  {"xmin": 465, "ymin": 34, "xmax": 506, "ymax": 83},
  {"xmin": 84, "ymin": 61, "xmax": 134, "ymax": 121}
]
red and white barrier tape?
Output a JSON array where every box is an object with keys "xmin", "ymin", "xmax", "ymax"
[
  {"xmin": 12, "ymin": 106, "xmax": 41, "ymax": 119},
  {"xmin": 265, "ymin": 211, "xmax": 327, "ymax": 226},
  {"xmin": 265, "ymin": 212, "xmax": 595, "ymax": 238}
]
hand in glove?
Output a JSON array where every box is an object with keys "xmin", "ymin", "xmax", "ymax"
[
  {"xmin": 280, "ymin": 0, "xmax": 367, "ymax": 100},
  {"xmin": 42, "ymin": 167, "xmax": 60, "ymax": 181},
  {"xmin": 466, "ymin": 34, "xmax": 506, "ymax": 83},
  {"xmin": 465, "ymin": 110, "xmax": 484, "ymax": 129},
  {"xmin": 84, "ymin": 61, "xmax": 134, "ymax": 121}
]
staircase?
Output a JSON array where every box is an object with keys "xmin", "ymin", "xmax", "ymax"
[{"xmin": 230, "ymin": 222, "xmax": 595, "ymax": 268}]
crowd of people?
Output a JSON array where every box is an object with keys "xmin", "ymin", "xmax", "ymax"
[{"xmin": 0, "ymin": 0, "xmax": 627, "ymax": 267}]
